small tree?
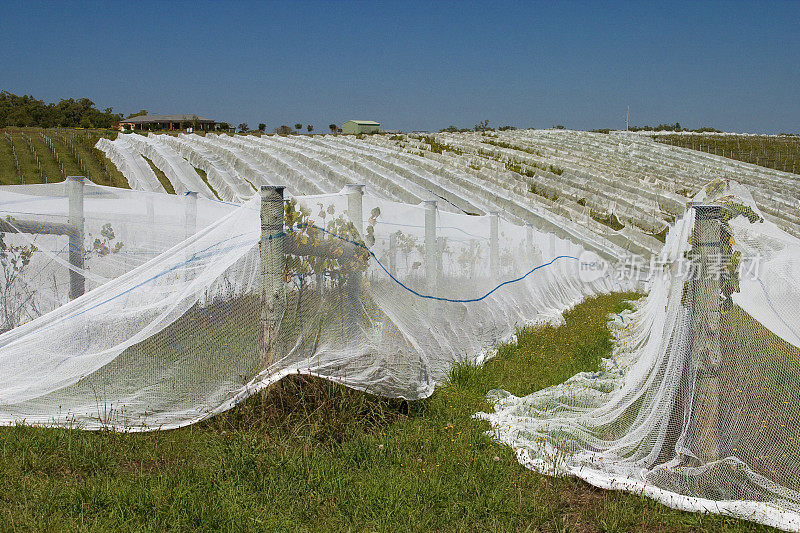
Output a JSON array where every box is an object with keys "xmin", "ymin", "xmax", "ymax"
[
  {"xmin": 238, "ymin": 123, "xmax": 249, "ymax": 133},
  {"xmin": 307, "ymin": 124, "xmax": 314, "ymax": 133},
  {"xmin": 275, "ymin": 125, "xmax": 295, "ymax": 135},
  {"xmin": 294, "ymin": 123, "xmax": 303, "ymax": 131},
  {"xmin": 474, "ymin": 119, "xmax": 491, "ymax": 132},
  {"xmin": 329, "ymin": 124, "xmax": 337, "ymax": 134},
  {"xmin": 258, "ymin": 123, "xmax": 266, "ymax": 132}
]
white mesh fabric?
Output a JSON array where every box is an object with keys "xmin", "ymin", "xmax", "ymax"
[
  {"xmin": 479, "ymin": 181, "xmax": 800, "ymax": 531},
  {"xmin": 0, "ymin": 187, "xmax": 619, "ymax": 429},
  {"xmin": 0, "ymin": 182, "xmax": 234, "ymax": 326}
]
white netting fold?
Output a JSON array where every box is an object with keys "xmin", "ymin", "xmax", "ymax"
[
  {"xmin": 479, "ymin": 181, "xmax": 800, "ymax": 531},
  {"xmin": 0, "ymin": 184, "xmax": 617, "ymax": 430}
]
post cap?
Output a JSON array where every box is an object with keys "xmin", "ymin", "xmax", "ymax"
[
  {"xmin": 688, "ymin": 203, "xmax": 723, "ymax": 220},
  {"xmin": 344, "ymin": 184, "xmax": 365, "ymax": 194}
]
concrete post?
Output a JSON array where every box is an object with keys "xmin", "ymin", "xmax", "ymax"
[
  {"xmin": 144, "ymin": 195, "xmax": 156, "ymax": 261},
  {"xmin": 489, "ymin": 211, "xmax": 500, "ymax": 280},
  {"xmin": 344, "ymin": 184, "xmax": 365, "ymax": 235},
  {"xmin": 344, "ymin": 184, "xmax": 365, "ymax": 318},
  {"xmin": 424, "ymin": 200, "xmax": 437, "ymax": 296},
  {"xmin": 689, "ymin": 204, "xmax": 723, "ymax": 464},
  {"xmin": 526, "ymin": 224, "xmax": 534, "ymax": 255},
  {"xmin": 436, "ymin": 236, "xmax": 445, "ymax": 273},
  {"xmin": 183, "ymin": 192, "xmax": 198, "ymax": 281},
  {"xmin": 183, "ymin": 191, "xmax": 198, "ymax": 241},
  {"xmin": 67, "ymin": 176, "xmax": 85, "ymax": 300},
  {"xmin": 526, "ymin": 223, "xmax": 542, "ymax": 266},
  {"xmin": 389, "ymin": 231, "xmax": 397, "ymax": 278},
  {"xmin": 260, "ymin": 186, "xmax": 285, "ymax": 371}
]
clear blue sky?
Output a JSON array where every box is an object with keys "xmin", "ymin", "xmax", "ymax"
[{"xmin": 2, "ymin": 1, "xmax": 798, "ymax": 133}]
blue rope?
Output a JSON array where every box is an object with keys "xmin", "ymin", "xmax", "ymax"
[
  {"xmin": 292, "ymin": 222, "xmax": 579, "ymax": 303},
  {"xmin": 17, "ymin": 221, "xmax": 576, "ymax": 346}
]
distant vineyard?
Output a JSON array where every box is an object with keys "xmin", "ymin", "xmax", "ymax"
[
  {"xmin": 2, "ymin": 127, "xmax": 798, "ymax": 260},
  {"xmin": 0, "ymin": 128, "xmax": 126, "ymax": 187},
  {"xmin": 74, "ymin": 129, "xmax": 800, "ymax": 262},
  {"xmin": 654, "ymin": 133, "xmax": 800, "ymax": 174}
]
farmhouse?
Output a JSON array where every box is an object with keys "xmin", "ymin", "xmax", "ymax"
[
  {"xmin": 341, "ymin": 120, "xmax": 380, "ymax": 134},
  {"xmin": 117, "ymin": 114, "xmax": 221, "ymax": 132}
]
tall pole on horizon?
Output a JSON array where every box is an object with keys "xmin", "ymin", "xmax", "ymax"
[{"xmin": 626, "ymin": 106, "xmax": 630, "ymax": 131}]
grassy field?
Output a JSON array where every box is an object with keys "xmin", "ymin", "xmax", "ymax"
[
  {"xmin": 654, "ymin": 134, "xmax": 800, "ymax": 175},
  {"xmin": 0, "ymin": 292, "xmax": 774, "ymax": 532},
  {"xmin": 0, "ymin": 127, "xmax": 128, "ymax": 188}
]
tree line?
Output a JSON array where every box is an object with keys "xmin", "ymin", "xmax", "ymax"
[{"xmin": 0, "ymin": 91, "xmax": 122, "ymax": 129}]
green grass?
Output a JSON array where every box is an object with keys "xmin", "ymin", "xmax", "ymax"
[
  {"xmin": 140, "ymin": 154, "xmax": 175, "ymax": 194},
  {"xmin": 0, "ymin": 128, "xmax": 129, "ymax": 187},
  {"xmin": 195, "ymin": 167, "xmax": 221, "ymax": 200},
  {"xmin": 0, "ymin": 292, "xmax": 776, "ymax": 531}
]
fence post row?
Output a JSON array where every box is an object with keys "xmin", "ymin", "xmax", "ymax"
[
  {"xmin": 67, "ymin": 176, "xmax": 85, "ymax": 300},
  {"xmin": 259, "ymin": 185, "xmax": 286, "ymax": 372},
  {"xmin": 424, "ymin": 200, "xmax": 438, "ymax": 297},
  {"xmin": 688, "ymin": 204, "xmax": 723, "ymax": 464}
]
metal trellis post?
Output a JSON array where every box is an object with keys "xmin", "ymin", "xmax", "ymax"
[
  {"xmin": 67, "ymin": 176, "xmax": 85, "ymax": 300},
  {"xmin": 260, "ymin": 185, "xmax": 286, "ymax": 371},
  {"xmin": 688, "ymin": 203, "xmax": 723, "ymax": 464}
]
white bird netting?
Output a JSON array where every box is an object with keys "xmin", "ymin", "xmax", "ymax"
[
  {"xmin": 0, "ymin": 180, "xmax": 616, "ymax": 430},
  {"xmin": 479, "ymin": 180, "xmax": 800, "ymax": 530},
  {"xmin": 0, "ymin": 175, "xmax": 798, "ymax": 530}
]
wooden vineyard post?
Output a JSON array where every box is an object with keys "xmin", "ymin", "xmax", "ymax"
[
  {"xmin": 388, "ymin": 231, "xmax": 397, "ymax": 278},
  {"xmin": 260, "ymin": 185, "xmax": 285, "ymax": 372},
  {"xmin": 344, "ymin": 184, "xmax": 365, "ymax": 324},
  {"xmin": 424, "ymin": 200, "xmax": 438, "ymax": 298},
  {"xmin": 689, "ymin": 204, "xmax": 723, "ymax": 464},
  {"xmin": 489, "ymin": 211, "xmax": 499, "ymax": 281},
  {"xmin": 67, "ymin": 176, "xmax": 85, "ymax": 300}
]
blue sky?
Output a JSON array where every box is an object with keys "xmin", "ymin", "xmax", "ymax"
[{"xmin": 1, "ymin": 1, "xmax": 798, "ymax": 133}]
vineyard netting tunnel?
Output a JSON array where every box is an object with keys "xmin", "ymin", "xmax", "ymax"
[{"xmin": 1, "ymin": 130, "xmax": 800, "ymax": 530}]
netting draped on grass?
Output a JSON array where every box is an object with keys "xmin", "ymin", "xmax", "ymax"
[
  {"xmin": 2, "ymin": 175, "xmax": 800, "ymax": 530},
  {"xmin": 0, "ymin": 181, "xmax": 617, "ymax": 430},
  {"xmin": 479, "ymin": 182, "xmax": 800, "ymax": 531}
]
